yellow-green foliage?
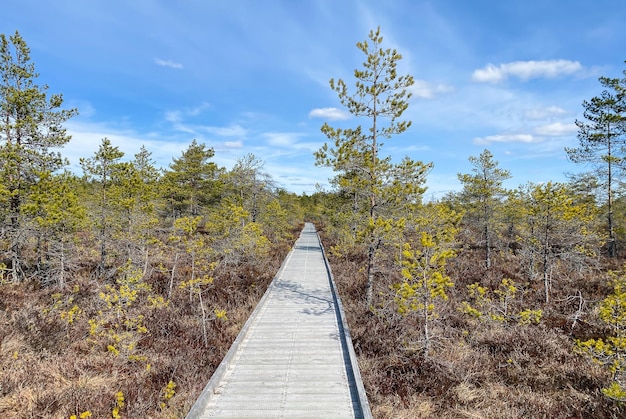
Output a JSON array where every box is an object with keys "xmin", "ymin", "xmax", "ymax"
[
  {"xmin": 460, "ymin": 283, "xmax": 488, "ymax": 319},
  {"xmin": 494, "ymin": 278, "xmax": 517, "ymax": 320},
  {"xmin": 515, "ymin": 181, "xmax": 599, "ymax": 303},
  {"xmin": 518, "ymin": 308, "xmax": 543, "ymax": 325},
  {"xmin": 236, "ymin": 221, "xmax": 271, "ymax": 261},
  {"xmin": 214, "ymin": 308, "xmax": 227, "ymax": 320},
  {"xmin": 259, "ymin": 198, "xmax": 292, "ymax": 242},
  {"xmin": 159, "ymin": 380, "xmax": 176, "ymax": 410},
  {"xmin": 461, "ymin": 278, "xmax": 542, "ymax": 325},
  {"xmin": 69, "ymin": 411, "xmax": 92, "ymax": 419},
  {"xmin": 100, "ymin": 274, "xmax": 150, "ymax": 313},
  {"xmin": 602, "ymin": 382, "xmax": 626, "ymax": 402},
  {"xmin": 170, "ymin": 215, "xmax": 206, "ymax": 257},
  {"xmin": 576, "ymin": 268, "xmax": 626, "ymax": 402},
  {"xmin": 0, "ymin": 262, "xmax": 7, "ymax": 284},
  {"xmin": 392, "ymin": 203, "xmax": 460, "ymax": 355},
  {"xmin": 89, "ymin": 262, "xmax": 163, "ymax": 365},
  {"xmin": 394, "ymin": 233, "xmax": 455, "ymax": 316},
  {"xmin": 43, "ymin": 286, "xmax": 84, "ymax": 336},
  {"xmin": 179, "ymin": 273, "xmax": 214, "ymax": 295},
  {"xmin": 112, "ymin": 391, "xmax": 125, "ymax": 419},
  {"xmin": 205, "ymin": 201, "xmax": 271, "ymax": 263}
]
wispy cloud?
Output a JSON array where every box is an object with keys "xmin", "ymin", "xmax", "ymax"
[
  {"xmin": 165, "ymin": 103, "xmax": 237, "ymax": 136},
  {"xmin": 155, "ymin": 58, "xmax": 183, "ymax": 69},
  {"xmin": 165, "ymin": 103, "xmax": 211, "ymax": 123},
  {"xmin": 202, "ymin": 125, "xmax": 247, "ymax": 137},
  {"xmin": 534, "ymin": 122, "xmax": 577, "ymax": 136},
  {"xmin": 472, "ymin": 60, "xmax": 582, "ymax": 83},
  {"xmin": 165, "ymin": 111, "xmax": 195, "ymax": 134},
  {"xmin": 263, "ymin": 132, "xmax": 305, "ymax": 147},
  {"xmin": 259, "ymin": 132, "xmax": 322, "ymax": 156},
  {"xmin": 222, "ymin": 140, "xmax": 243, "ymax": 148},
  {"xmin": 410, "ymin": 80, "xmax": 454, "ymax": 99},
  {"xmin": 473, "ymin": 122, "xmax": 576, "ymax": 146},
  {"xmin": 473, "ymin": 133, "xmax": 536, "ymax": 145},
  {"xmin": 64, "ymin": 121, "xmax": 189, "ymax": 171},
  {"xmin": 524, "ymin": 105, "xmax": 568, "ymax": 120},
  {"xmin": 308, "ymin": 107, "xmax": 351, "ymax": 121}
]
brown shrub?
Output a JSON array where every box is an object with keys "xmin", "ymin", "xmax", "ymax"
[
  {"xmin": 0, "ymin": 230, "xmax": 292, "ymax": 418},
  {"xmin": 322, "ymin": 232, "xmax": 625, "ymax": 419}
]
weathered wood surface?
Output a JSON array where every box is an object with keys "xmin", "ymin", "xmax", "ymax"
[{"xmin": 186, "ymin": 222, "xmax": 371, "ymax": 418}]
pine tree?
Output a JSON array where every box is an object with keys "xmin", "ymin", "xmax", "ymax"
[
  {"xmin": 566, "ymin": 66, "xmax": 626, "ymax": 257},
  {"xmin": 457, "ymin": 149, "xmax": 511, "ymax": 269},
  {"xmin": 577, "ymin": 267, "xmax": 626, "ymax": 401},
  {"xmin": 112, "ymin": 146, "xmax": 161, "ymax": 271},
  {"xmin": 516, "ymin": 182, "xmax": 599, "ymax": 303},
  {"xmin": 393, "ymin": 202, "xmax": 460, "ymax": 357},
  {"xmin": 0, "ymin": 31, "xmax": 77, "ymax": 281},
  {"xmin": 223, "ymin": 153, "xmax": 275, "ymax": 223},
  {"xmin": 315, "ymin": 27, "xmax": 431, "ymax": 308},
  {"xmin": 80, "ymin": 138, "xmax": 125, "ymax": 279},
  {"xmin": 22, "ymin": 171, "xmax": 86, "ymax": 285},
  {"xmin": 162, "ymin": 139, "xmax": 220, "ymax": 217}
]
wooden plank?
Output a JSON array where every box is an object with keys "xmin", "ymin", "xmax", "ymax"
[{"xmin": 186, "ymin": 223, "xmax": 371, "ymax": 419}]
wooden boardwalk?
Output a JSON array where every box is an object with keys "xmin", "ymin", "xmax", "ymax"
[{"xmin": 186, "ymin": 223, "xmax": 371, "ymax": 418}]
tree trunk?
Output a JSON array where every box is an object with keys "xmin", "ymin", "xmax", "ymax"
[
  {"xmin": 607, "ymin": 127, "xmax": 617, "ymax": 257},
  {"xmin": 59, "ymin": 240, "xmax": 65, "ymax": 287},
  {"xmin": 366, "ymin": 243, "xmax": 375, "ymax": 308},
  {"xmin": 168, "ymin": 253, "xmax": 178, "ymax": 299},
  {"xmin": 9, "ymin": 194, "xmax": 21, "ymax": 283},
  {"xmin": 422, "ymin": 282, "xmax": 430, "ymax": 358},
  {"xmin": 99, "ymin": 178, "xmax": 107, "ymax": 279},
  {"xmin": 543, "ymin": 243, "xmax": 550, "ymax": 304},
  {"xmin": 199, "ymin": 291, "xmax": 208, "ymax": 347},
  {"xmin": 484, "ymin": 217, "xmax": 491, "ymax": 269}
]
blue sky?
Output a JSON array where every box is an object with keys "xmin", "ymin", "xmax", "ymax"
[{"xmin": 2, "ymin": 1, "xmax": 625, "ymax": 198}]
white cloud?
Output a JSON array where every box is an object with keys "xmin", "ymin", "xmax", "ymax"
[
  {"xmin": 165, "ymin": 104, "xmax": 244, "ymax": 137},
  {"xmin": 222, "ymin": 140, "xmax": 243, "ymax": 148},
  {"xmin": 258, "ymin": 132, "xmax": 321, "ymax": 155},
  {"xmin": 472, "ymin": 64, "xmax": 506, "ymax": 83},
  {"xmin": 410, "ymin": 80, "xmax": 454, "ymax": 99},
  {"xmin": 165, "ymin": 103, "xmax": 211, "ymax": 123},
  {"xmin": 472, "ymin": 60, "xmax": 582, "ymax": 83},
  {"xmin": 64, "ymin": 121, "xmax": 188, "ymax": 171},
  {"xmin": 164, "ymin": 110, "xmax": 181, "ymax": 123},
  {"xmin": 203, "ymin": 124, "xmax": 247, "ymax": 137},
  {"xmin": 524, "ymin": 106, "xmax": 567, "ymax": 120},
  {"xmin": 263, "ymin": 132, "xmax": 304, "ymax": 147},
  {"xmin": 534, "ymin": 122, "xmax": 578, "ymax": 136},
  {"xmin": 308, "ymin": 107, "xmax": 350, "ymax": 120},
  {"xmin": 155, "ymin": 58, "xmax": 183, "ymax": 69},
  {"xmin": 473, "ymin": 133, "xmax": 536, "ymax": 145},
  {"xmin": 165, "ymin": 111, "xmax": 195, "ymax": 134}
]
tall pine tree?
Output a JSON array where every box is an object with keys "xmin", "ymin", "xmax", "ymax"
[
  {"xmin": 566, "ymin": 66, "xmax": 626, "ymax": 257},
  {"xmin": 162, "ymin": 139, "xmax": 220, "ymax": 217},
  {"xmin": 80, "ymin": 138, "xmax": 124, "ymax": 279},
  {"xmin": 0, "ymin": 31, "xmax": 77, "ymax": 282},
  {"xmin": 457, "ymin": 149, "xmax": 511, "ymax": 269},
  {"xmin": 315, "ymin": 27, "xmax": 431, "ymax": 308}
]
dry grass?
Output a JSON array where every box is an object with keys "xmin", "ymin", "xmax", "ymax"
[
  {"xmin": 2, "ymin": 221, "xmax": 622, "ymax": 418},
  {"xmin": 322, "ymin": 233, "xmax": 624, "ymax": 419},
  {"xmin": 0, "ymin": 231, "xmax": 295, "ymax": 418}
]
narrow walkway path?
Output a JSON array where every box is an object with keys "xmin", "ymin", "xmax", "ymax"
[{"xmin": 186, "ymin": 223, "xmax": 371, "ymax": 418}]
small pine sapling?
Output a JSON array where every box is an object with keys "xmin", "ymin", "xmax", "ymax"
[{"xmin": 576, "ymin": 268, "xmax": 626, "ymax": 401}]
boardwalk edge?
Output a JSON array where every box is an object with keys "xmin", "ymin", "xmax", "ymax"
[
  {"xmin": 316, "ymin": 227, "xmax": 374, "ymax": 419},
  {"xmin": 185, "ymin": 231, "xmax": 297, "ymax": 418}
]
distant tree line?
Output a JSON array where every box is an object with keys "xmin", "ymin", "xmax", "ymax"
[{"xmin": 0, "ymin": 31, "xmax": 305, "ymax": 288}]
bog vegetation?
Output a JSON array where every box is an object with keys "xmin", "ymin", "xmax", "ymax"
[{"xmin": 1, "ymin": 28, "xmax": 626, "ymax": 418}]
